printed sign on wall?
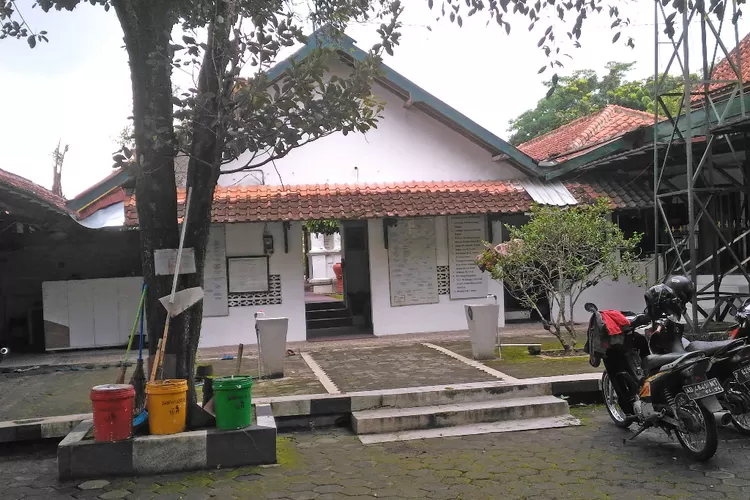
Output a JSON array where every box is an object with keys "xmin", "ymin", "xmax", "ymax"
[
  {"xmin": 448, "ymin": 214, "xmax": 488, "ymax": 299},
  {"xmin": 387, "ymin": 217, "xmax": 439, "ymax": 306},
  {"xmin": 203, "ymin": 225, "xmax": 229, "ymax": 317}
]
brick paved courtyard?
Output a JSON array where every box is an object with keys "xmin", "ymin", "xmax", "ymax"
[{"xmin": 3, "ymin": 407, "xmax": 750, "ymax": 499}]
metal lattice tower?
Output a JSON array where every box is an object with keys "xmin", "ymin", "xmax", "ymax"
[{"xmin": 653, "ymin": 0, "xmax": 749, "ymax": 332}]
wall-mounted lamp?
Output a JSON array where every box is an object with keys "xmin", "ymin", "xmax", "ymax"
[{"xmin": 263, "ymin": 226, "xmax": 274, "ymax": 255}]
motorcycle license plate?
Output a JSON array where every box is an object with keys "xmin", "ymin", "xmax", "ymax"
[
  {"xmin": 684, "ymin": 378, "xmax": 724, "ymax": 400},
  {"xmin": 735, "ymin": 365, "xmax": 750, "ymax": 384}
]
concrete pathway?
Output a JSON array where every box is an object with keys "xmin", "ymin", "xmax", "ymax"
[
  {"xmin": 3, "ymin": 408, "xmax": 750, "ymax": 499},
  {"xmin": 1, "ymin": 326, "xmax": 549, "ymax": 370}
]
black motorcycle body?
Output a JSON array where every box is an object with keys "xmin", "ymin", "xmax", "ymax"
[
  {"xmin": 649, "ymin": 318, "xmax": 750, "ymax": 433},
  {"xmin": 585, "ymin": 303, "xmax": 723, "ymax": 461}
]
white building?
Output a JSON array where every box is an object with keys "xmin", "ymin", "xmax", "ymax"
[{"xmin": 31, "ymin": 30, "xmax": 652, "ymax": 351}]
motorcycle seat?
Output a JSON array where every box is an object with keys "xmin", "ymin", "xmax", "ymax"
[
  {"xmin": 686, "ymin": 340, "xmax": 735, "ymax": 356},
  {"xmin": 643, "ymin": 352, "xmax": 690, "ymax": 373}
]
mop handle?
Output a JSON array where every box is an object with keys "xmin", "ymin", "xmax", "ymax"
[{"xmin": 139, "ymin": 284, "xmax": 146, "ymax": 359}]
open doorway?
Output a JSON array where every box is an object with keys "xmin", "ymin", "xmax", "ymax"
[{"xmin": 303, "ymin": 220, "xmax": 373, "ymax": 340}]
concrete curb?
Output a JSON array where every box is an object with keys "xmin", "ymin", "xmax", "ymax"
[
  {"xmin": 0, "ymin": 373, "xmax": 602, "ymax": 443},
  {"xmin": 57, "ymin": 404, "xmax": 276, "ymax": 480}
]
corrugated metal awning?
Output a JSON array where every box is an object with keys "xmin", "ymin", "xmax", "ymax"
[{"xmin": 520, "ymin": 178, "xmax": 578, "ymax": 206}]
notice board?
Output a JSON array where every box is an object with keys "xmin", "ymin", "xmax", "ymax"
[
  {"xmin": 387, "ymin": 217, "xmax": 439, "ymax": 306},
  {"xmin": 203, "ymin": 225, "xmax": 229, "ymax": 316},
  {"xmin": 228, "ymin": 256, "xmax": 270, "ymax": 293},
  {"xmin": 448, "ymin": 214, "xmax": 488, "ymax": 299}
]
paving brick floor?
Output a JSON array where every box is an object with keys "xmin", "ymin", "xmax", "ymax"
[
  {"xmin": 4, "ymin": 408, "xmax": 750, "ymax": 499},
  {"xmin": 306, "ymin": 343, "xmax": 498, "ymax": 392}
]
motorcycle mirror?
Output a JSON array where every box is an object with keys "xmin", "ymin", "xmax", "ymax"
[{"xmin": 584, "ymin": 303, "xmax": 597, "ymax": 313}]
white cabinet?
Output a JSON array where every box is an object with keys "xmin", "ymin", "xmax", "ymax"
[{"xmin": 43, "ymin": 277, "xmax": 144, "ymax": 350}]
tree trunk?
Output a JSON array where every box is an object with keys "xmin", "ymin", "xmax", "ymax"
[
  {"xmin": 113, "ymin": 1, "xmax": 181, "ymax": 366},
  {"xmin": 175, "ymin": 2, "xmax": 236, "ymax": 419}
]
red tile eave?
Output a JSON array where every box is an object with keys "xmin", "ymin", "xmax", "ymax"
[
  {"xmin": 123, "ymin": 179, "xmax": 650, "ymax": 227},
  {"xmin": 77, "ymin": 189, "xmax": 127, "ymax": 219},
  {"xmin": 0, "ymin": 167, "xmax": 69, "ymax": 214},
  {"xmin": 518, "ymin": 105, "xmax": 652, "ymax": 162},
  {"xmin": 692, "ymin": 31, "xmax": 750, "ymax": 104}
]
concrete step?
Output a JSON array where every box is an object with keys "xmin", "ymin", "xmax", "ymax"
[
  {"xmin": 358, "ymin": 415, "xmax": 581, "ymax": 444},
  {"xmin": 306, "ymin": 308, "xmax": 351, "ymax": 320},
  {"xmin": 306, "ymin": 317, "xmax": 354, "ymax": 330},
  {"xmin": 351, "ymin": 395, "xmax": 570, "ymax": 435},
  {"xmin": 305, "ymin": 301, "xmax": 346, "ymax": 312},
  {"xmin": 348, "ymin": 380, "xmax": 553, "ymax": 412}
]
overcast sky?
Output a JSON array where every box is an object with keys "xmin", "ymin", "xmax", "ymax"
[{"xmin": 1, "ymin": 1, "xmax": 748, "ymax": 197}]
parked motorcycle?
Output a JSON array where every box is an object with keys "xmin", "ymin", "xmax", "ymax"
[
  {"xmin": 585, "ymin": 302, "xmax": 724, "ymax": 461},
  {"xmin": 643, "ymin": 277, "xmax": 750, "ymax": 435},
  {"xmin": 729, "ymin": 298, "xmax": 750, "ymax": 340}
]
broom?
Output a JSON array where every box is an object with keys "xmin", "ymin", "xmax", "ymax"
[
  {"xmin": 116, "ymin": 284, "xmax": 147, "ymax": 384},
  {"xmin": 130, "ymin": 284, "xmax": 147, "ymax": 414}
]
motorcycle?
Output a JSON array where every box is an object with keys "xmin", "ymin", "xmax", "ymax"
[
  {"xmin": 585, "ymin": 302, "xmax": 724, "ymax": 461},
  {"xmin": 648, "ymin": 314, "xmax": 750, "ymax": 434},
  {"xmin": 729, "ymin": 298, "xmax": 750, "ymax": 340}
]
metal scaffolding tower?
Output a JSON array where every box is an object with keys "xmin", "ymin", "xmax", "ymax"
[{"xmin": 653, "ymin": 0, "xmax": 750, "ymax": 332}]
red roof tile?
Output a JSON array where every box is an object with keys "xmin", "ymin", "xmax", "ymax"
[
  {"xmin": 124, "ymin": 179, "xmax": 651, "ymax": 227},
  {"xmin": 518, "ymin": 105, "xmax": 653, "ymax": 161},
  {"xmin": 0, "ymin": 167, "xmax": 69, "ymax": 214},
  {"xmin": 692, "ymin": 31, "xmax": 750, "ymax": 103}
]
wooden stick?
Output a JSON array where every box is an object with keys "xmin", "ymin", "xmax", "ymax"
[
  {"xmin": 150, "ymin": 337, "xmax": 164, "ymax": 382},
  {"xmin": 235, "ymin": 344, "xmax": 244, "ymax": 375}
]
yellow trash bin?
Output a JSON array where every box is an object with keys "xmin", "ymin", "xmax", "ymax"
[{"xmin": 146, "ymin": 379, "xmax": 188, "ymax": 435}]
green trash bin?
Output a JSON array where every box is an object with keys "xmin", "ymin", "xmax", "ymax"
[{"xmin": 213, "ymin": 376, "xmax": 253, "ymax": 430}]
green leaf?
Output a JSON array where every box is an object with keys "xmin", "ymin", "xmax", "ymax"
[{"xmin": 27, "ymin": 35, "xmax": 35, "ymax": 49}]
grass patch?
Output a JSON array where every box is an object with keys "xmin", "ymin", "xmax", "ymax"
[
  {"xmin": 569, "ymin": 404, "xmax": 604, "ymax": 426},
  {"xmin": 435, "ymin": 341, "xmax": 602, "ymax": 379},
  {"xmin": 276, "ymin": 436, "xmax": 303, "ymax": 469}
]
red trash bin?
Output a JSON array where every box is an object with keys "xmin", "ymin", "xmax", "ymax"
[{"xmin": 90, "ymin": 384, "xmax": 135, "ymax": 442}]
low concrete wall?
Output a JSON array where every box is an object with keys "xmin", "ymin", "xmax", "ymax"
[{"xmin": 57, "ymin": 404, "xmax": 277, "ymax": 480}]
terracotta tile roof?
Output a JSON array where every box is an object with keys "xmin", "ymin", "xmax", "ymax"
[
  {"xmin": 76, "ymin": 188, "xmax": 127, "ymax": 219},
  {"xmin": 0, "ymin": 167, "xmax": 69, "ymax": 214},
  {"xmin": 566, "ymin": 176, "xmax": 653, "ymax": 209},
  {"xmin": 123, "ymin": 179, "xmax": 652, "ymax": 226},
  {"xmin": 518, "ymin": 105, "xmax": 653, "ymax": 161},
  {"xmin": 692, "ymin": 31, "xmax": 750, "ymax": 103}
]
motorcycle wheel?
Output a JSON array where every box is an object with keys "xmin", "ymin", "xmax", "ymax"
[
  {"xmin": 728, "ymin": 381, "xmax": 750, "ymax": 435},
  {"xmin": 601, "ymin": 371, "xmax": 634, "ymax": 428},
  {"xmin": 674, "ymin": 392, "xmax": 718, "ymax": 462}
]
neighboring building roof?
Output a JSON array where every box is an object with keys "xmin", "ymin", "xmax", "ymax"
[
  {"xmin": 266, "ymin": 26, "xmax": 540, "ymax": 176},
  {"xmin": 692, "ymin": 30, "xmax": 750, "ymax": 103},
  {"xmin": 66, "ymin": 167, "xmax": 133, "ymax": 214},
  {"xmin": 518, "ymin": 105, "xmax": 653, "ymax": 162},
  {"xmin": 123, "ymin": 179, "xmax": 652, "ymax": 226},
  {"xmin": 0, "ymin": 167, "xmax": 73, "ymax": 227}
]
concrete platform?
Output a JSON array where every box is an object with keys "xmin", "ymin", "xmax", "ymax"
[
  {"xmin": 57, "ymin": 404, "xmax": 276, "ymax": 480},
  {"xmin": 358, "ymin": 414, "xmax": 581, "ymax": 444},
  {"xmin": 351, "ymin": 395, "xmax": 570, "ymax": 434}
]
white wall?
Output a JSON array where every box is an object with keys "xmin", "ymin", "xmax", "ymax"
[
  {"xmin": 200, "ymin": 222, "xmax": 306, "ymax": 348},
  {"xmin": 552, "ymin": 259, "xmax": 659, "ymax": 323},
  {"xmin": 367, "ymin": 216, "xmax": 505, "ymax": 336},
  {"xmin": 219, "ymin": 61, "xmax": 525, "ymax": 187}
]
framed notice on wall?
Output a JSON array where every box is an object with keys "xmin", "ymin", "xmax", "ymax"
[
  {"xmin": 448, "ymin": 214, "xmax": 488, "ymax": 299},
  {"xmin": 387, "ymin": 217, "xmax": 439, "ymax": 306},
  {"xmin": 203, "ymin": 225, "xmax": 229, "ymax": 317},
  {"xmin": 227, "ymin": 256, "xmax": 270, "ymax": 293}
]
